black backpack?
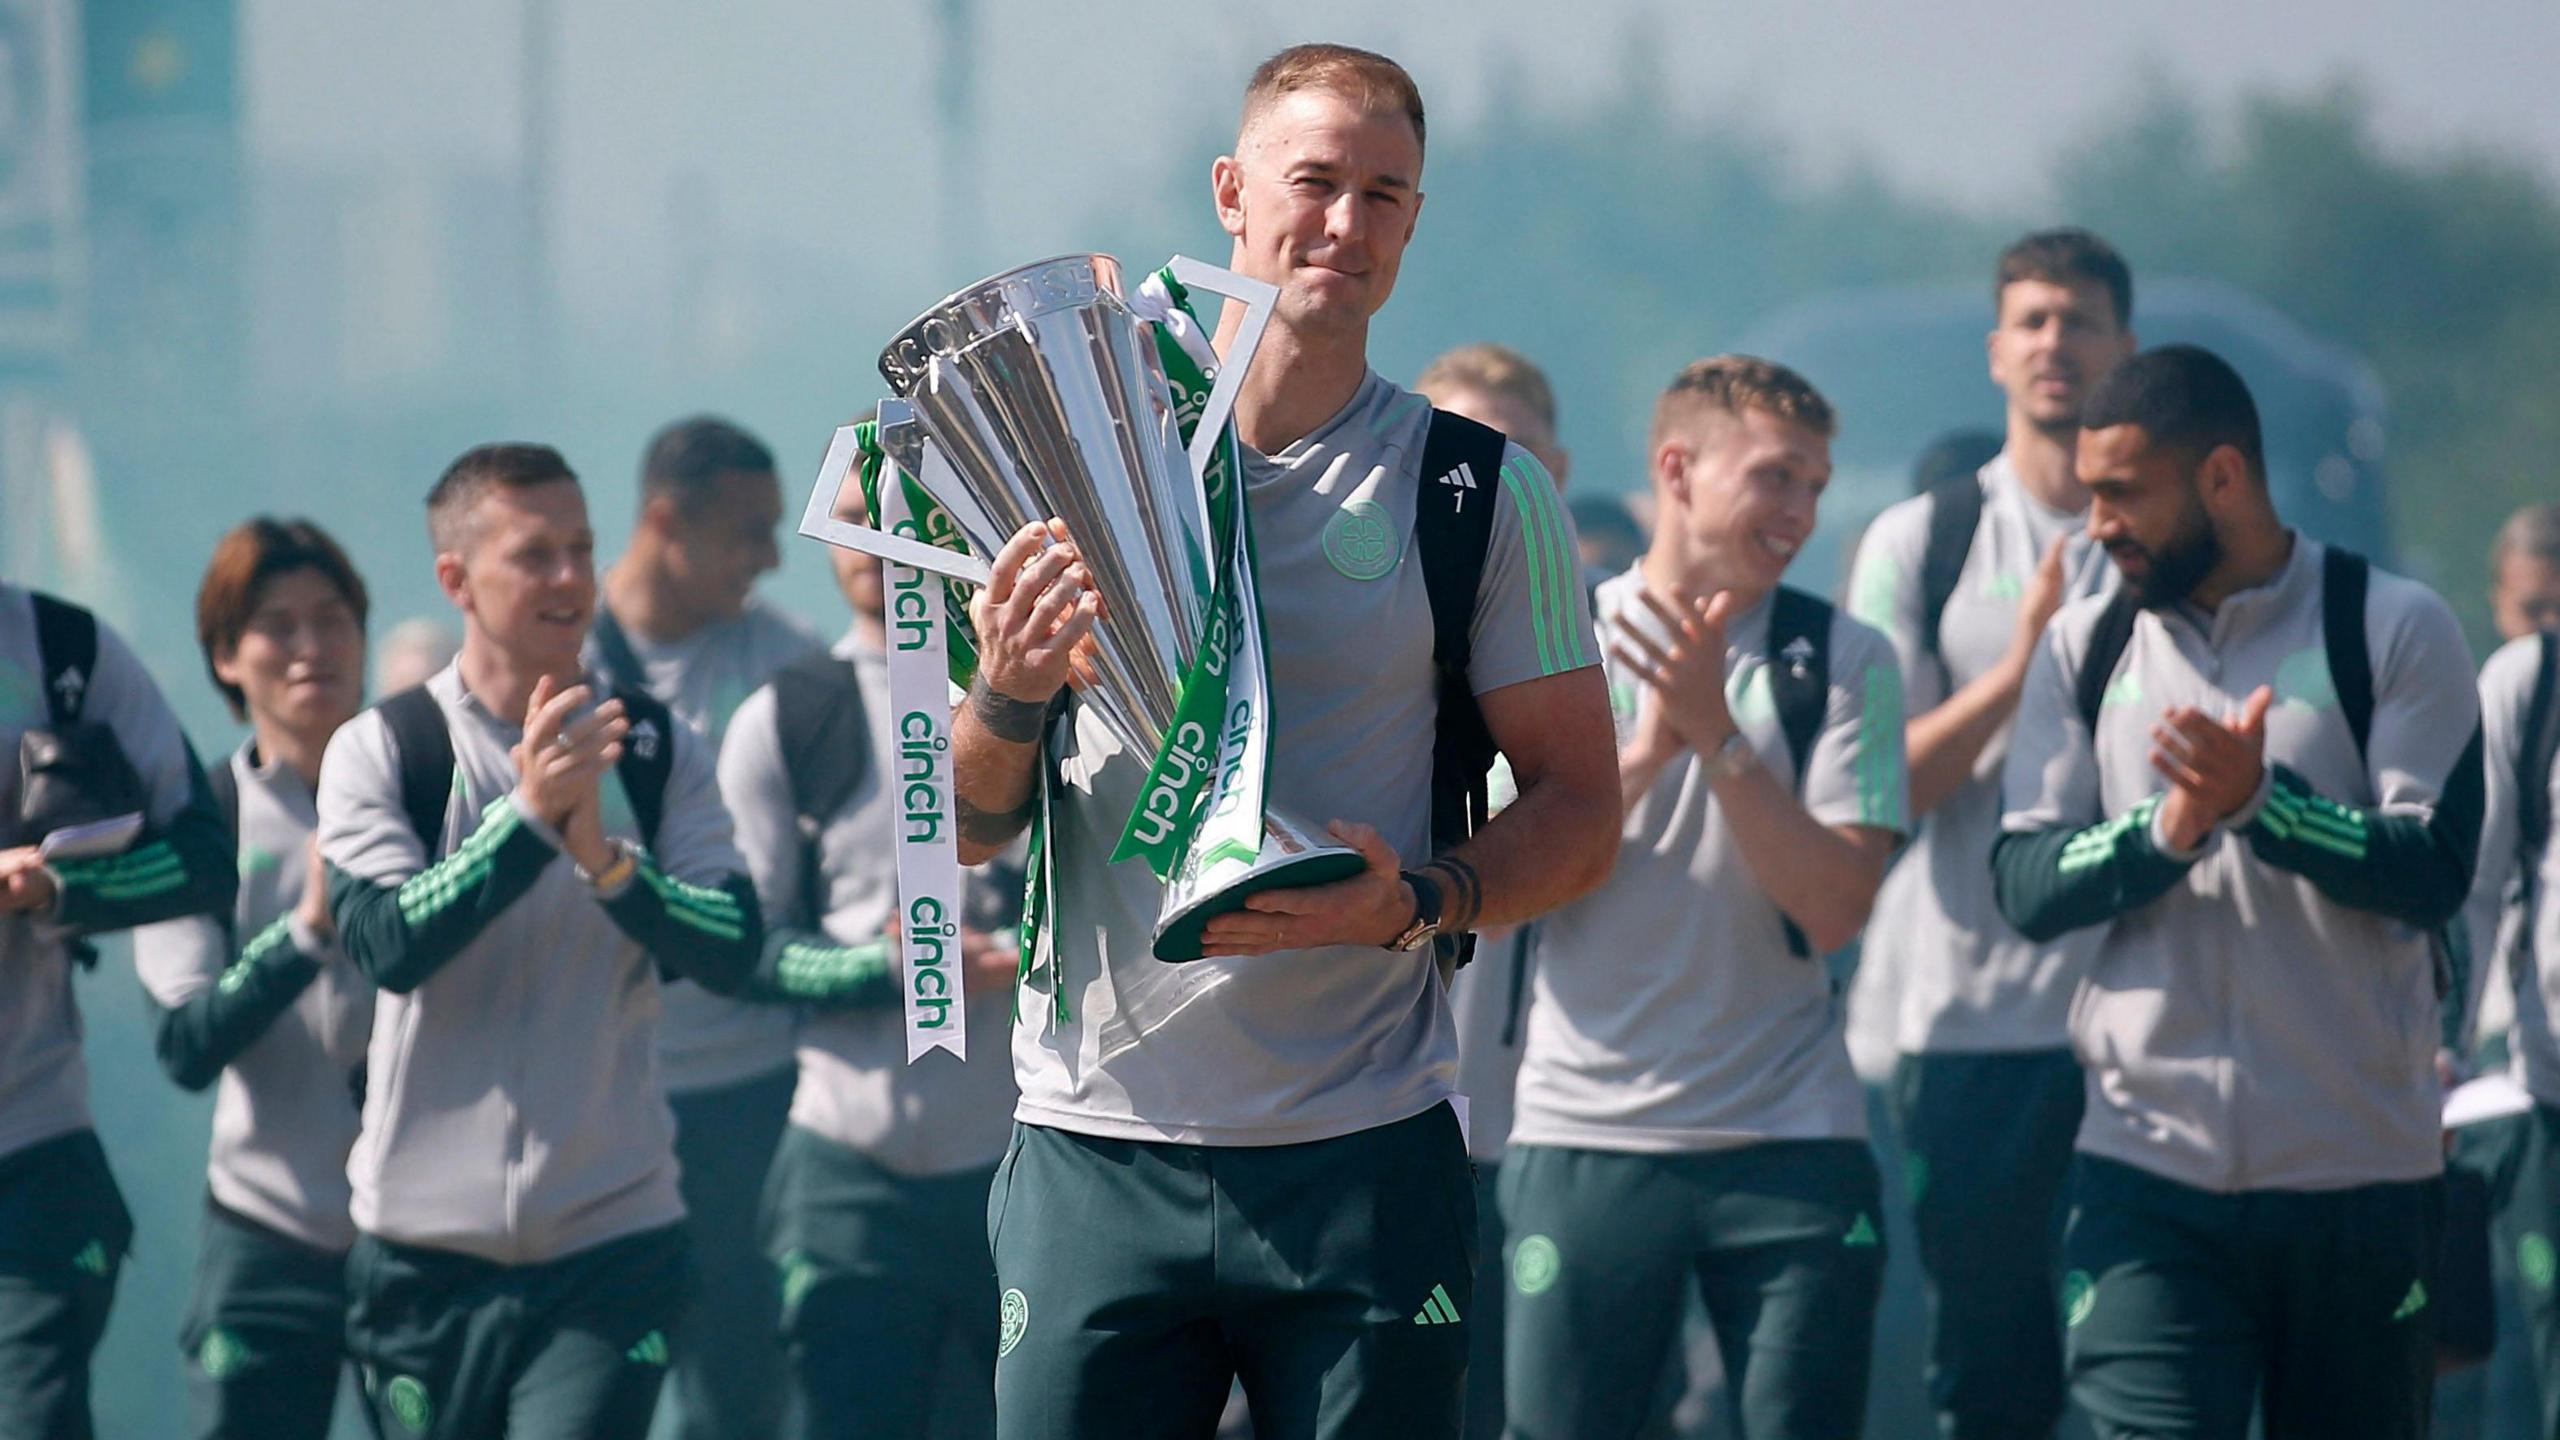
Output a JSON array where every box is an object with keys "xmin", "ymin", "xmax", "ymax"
[
  {"xmin": 2070, "ymin": 547, "xmax": 2373, "ymax": 760},
  {"xmin": 1915, "ymin": 471, "xmax": 1988, "ymax": 693},
  {"xmin": 1413, "ymin": 411, "xmax": 1504, "ymax": 972},
  {"xmin": 586, "ymin": 606, "xmax": 648, "ymax": 699},
  {"xmin": 1764, "ymin": 586, "xmax": 1837, "ymax": 959},
  {"xmin": 205, "ymin": 748, "xmax": 240, "ymax": 843},
  {"xmin": 16, "ymin": 592, "xmax": 149, "ymax": 842},
  {"xmin": 28, "ymin": 592, "xmax": 96, "ymax": 729},
  {"xmin": 374, "ymin": 684, "xmax": 675, "ymax": 855},
  {"xmin": 2064, "ymin": 548, "xmax": 2465, "ymax": 1010},
  {"xmin": 1414, "ymin": 412, "xmax": 1833, "ymax": 963},
  {"xmin": 2515, "ymin": 633, "xmax": 2560, "ymax": 925},
  {"xmin": 2499, "ymin": 631, "xmax": 2560, "ymax": 994},
  {"xmin": 768, "ymin": 651, "xmax": 873, "ymax": 929}
]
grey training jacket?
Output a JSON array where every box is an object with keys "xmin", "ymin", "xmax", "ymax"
[
  {"xmin": 1997, "ymin": 538, "xmax": 2481, "ymax": 1192},
  {"xmin": 135, "ymin": 741, "xmax": 373, "ymax": 1250},
  {"xmin": 318, "ymin": 663, "xmax": 757, "ymax": 1264}
]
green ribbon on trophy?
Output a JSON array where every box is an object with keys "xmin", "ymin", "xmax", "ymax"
[
  {"xmin": 1012, "ymin": 262, "xmax": 1275, "ymax": 1025},
  {"xmin": 1107, "ymin": 266, "xmax": 1255, "ymax": 880},
  {"xmin": 851, "ymin": 418, "xmax": 979, "ymax": 688}
]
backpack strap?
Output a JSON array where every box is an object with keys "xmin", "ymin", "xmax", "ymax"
[
  {"xmin": 588, "ymin": 606, "xmax": 648, "ymax": 698},
  {"xmin": 1916, "ymin": 472, "xmax": 1986, "ymax": 690},
  {"xmin": 206, "ymin": 747, "xmax": 241, "ymax": 848},
  {"xmin": 2519, "ymin": 633, "xmax": 2560, "ymax": 902},
  {"xmin": 1415, "ymin": 408, "xmax": 1509, "ymax": 971},
  {"xmin": 773, "ymin": 654, "xmax": 871, "ymax": 828},
  {"xmin": 378, "ymin": 686, "xmax": 457, "ymax": 857},
  {"xmin": 770, "ymin": 652, "xmax": 871, "ymax": 927},
  {"xmin": 1499, "ymin": 922, "xmax": 1536, "ymax": 1048},
  {"xmin": 2322, "ymin": 547, "xmax": 2374, "ymax": 764},
  {"xmin": 28, "ymin": 591, "xmax": 98, "ymax": 726},
  {"xmin": 2073, "ymin": 591, "xmax": 2142, "ymax": 743},
  {"xmin": 376, "ymin": 682, "xmax": 673, "ymax": 857},
  {"xmin": 611, "ymin": 689, "xmax": 676, "ymax": 852},
  {"xmin": 1767, "ymin": 585, "xmax": 1833, "ymax": 958},
  {"xmin": 193, "ymin": 742, "xmax": 242, "ymax": 947}
]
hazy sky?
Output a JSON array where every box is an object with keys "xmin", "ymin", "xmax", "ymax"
[{"xmin": 242, "ymin": 0, "xmax": 2560, "ymax": 324}]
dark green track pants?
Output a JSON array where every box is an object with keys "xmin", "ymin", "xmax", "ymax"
[
  {"xmin": 1498, "ymin": 1138, "xmax": 1886, "ymax": 1440},
  {"xmin": 181, "ymin": 1200, "xmax": 349, "ymax": 1440},
  {"xmin": 764, "ymin": 1125, "xmax": 998, "ymax": 1440},
  {"xmin": 1891, "ymin": 1047, "xmax": 2084, "ymax": 1440},
  {"xmin": 989, "ymin": 1104, "xmax": 1477, "ymax": 1440},
  {"xmin": 345, "ymin": 1223, "xmax": 693, "ymax": 1439},
  {"xmin": 0, "ymin": 1131, "xmax": 129, "ymax": 1440},
  {"xmin": 2062, "ymin": 1154, "xmax": 2440, "ymax": 1440},
  {"xmin": 661, "ymin": 1064, "xmax": 795, "ymax": 1440}
]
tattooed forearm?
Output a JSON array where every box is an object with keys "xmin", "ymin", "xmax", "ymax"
[
  {"xmin": 1426, "ymin": 855, "xmax": 1484, "ymax": 934},
  {"xmin": 966, "ymin": 678, "xmax": 1054, "ymax": 746},
  {"xmin": 956, "ymin": 790, "xmax": 1035, "ymax": 848}
]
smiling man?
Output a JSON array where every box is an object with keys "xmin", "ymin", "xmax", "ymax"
[
  {"xmin": 1992, "ymin": 346, "xmax": 2480, "ymax": 1440},
  {"xmin": 1503, "ymin": 357, "xmax": 1907, "ymax": 1440},
  {"xmin": 319, "ymin": 443, "xmax": 763, "ymax": 1440},
  {"xmin": 947, "ymin": 44, "xmax": 1619, "ymax": 1440},
  {"xmin": 137, "ymin": 519, "xmax": 376, "ymax": 1440}
]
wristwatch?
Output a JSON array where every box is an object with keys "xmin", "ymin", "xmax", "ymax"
[
  {"xmin": 1702, "ymin": 729, "xmax": 1757, "ymax": 783},
  {"xmin": 577, "ymin": 838, "xmax": 639, "ymax": 895},
  {"xmin": 1386, "ymin": 869, "xmax": 1445, "ymax": 952}
]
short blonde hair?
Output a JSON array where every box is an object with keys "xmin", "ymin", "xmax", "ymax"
[
  {"xmin": 1417, "ymin": 343, "xmax": 1556, "ymax": 435},
  {"xmin": 2495, "ymin": 503, "xmax": 2560, "ymax": 572},
  {"xmin": 1651, "ymin": 355, "xmax": 1836, "ymax": 449},
  {"xmin": 1241, "ymin": 44, "xmax": 1425, "ymax": 153}
]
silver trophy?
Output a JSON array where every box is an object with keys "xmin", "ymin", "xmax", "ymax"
[{"xmin": 803, "ymin": 253, "xmax": 1360, "ymax": 961}]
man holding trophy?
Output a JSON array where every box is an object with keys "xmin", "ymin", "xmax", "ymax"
[{"xmin": 889, "ymin": 44, "xmax": 1619, "ymax": 1438}]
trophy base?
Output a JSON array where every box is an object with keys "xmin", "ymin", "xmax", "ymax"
[{"xmin": 1151, "ymin": 843, "xmax": 1366, "ymax": 963}]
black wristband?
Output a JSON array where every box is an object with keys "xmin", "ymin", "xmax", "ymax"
[
  {"xmin": 1394, "ymin": 868, "xmax": 1445, "ymax": 949},
  {"xmin": 1427, "ymin": 856, "xmax": 1483, "ymax": 934},
  {"xmin": 966, "ymin": 677, "xmax": 1053, "ymax": 745}
]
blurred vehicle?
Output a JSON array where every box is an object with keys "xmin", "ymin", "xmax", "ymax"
[{"xmin": 1735, "ymin": 277, "xmax": 2392, "ymax": 598}]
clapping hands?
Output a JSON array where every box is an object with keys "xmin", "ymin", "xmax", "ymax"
[{"xmin": 2150, "ymin": 686, "xmax": 2273, "ymax": 852}]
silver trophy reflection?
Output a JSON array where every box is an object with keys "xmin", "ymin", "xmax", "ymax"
[{"xmin": 802, "ymin": 253, "xmax": 1361, "ymax": 961}]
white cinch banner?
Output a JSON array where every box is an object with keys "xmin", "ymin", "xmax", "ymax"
[{"xmin": 880, "ymin": 470, "xmax": 967, "ymax": 1062}]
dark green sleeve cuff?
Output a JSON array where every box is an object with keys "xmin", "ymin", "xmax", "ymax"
[
  {"xmin": 736, "ymin": 927, "xmax": 897, "ymax": 1011},
  {"xmin": 2242, "ymin": 756, "xmax": 2482, "ymax": 929},
  {"xmin": 596, "ymin": 858, "xmax": 762, "ymax": 997},
  {"xmin": 52, "ymin": 820, "xmax": 237, "ymax": 936},
  {"xmin": 149, "ymin": 916, "xmax": 325, "ymax": 1090},
  {"xmin": 333, "ymin": 797, "xmax": 559, "ymax": 993},
  {"xmin": 1993, "ymin": 795, "xmax": 2200, "ymax": 943}
]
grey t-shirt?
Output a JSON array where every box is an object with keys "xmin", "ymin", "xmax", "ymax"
[
  {"xmin": 1514, "ymin": 570, "xmax": 1908, "ymax": 1153},
  {"xmin": 2000, "ymin": 537, "xmax": 2477, "ymax": 1192},
  {"xmin": 588, "ymin": 597, "xmax": 822, "ymax": 1094},
  {"xmin": 318, "ymin": 662, "xmax": 749, "ymax": 1264},
  {"xmin": 1845, "ymin": 455, "xmax": 2115, "ymax": 1057},
  {"xmin": 719, "ymin": 638, "xmax": 1017, "ymax": 1176},
  {"xmin": 1449, "ymin": 932, "xmax": 1535, "ymax": 1162},
  {"xmin": 135, "ymin": 742, "xmax": 374, "ymax": 1251},
  {"xmin": 1012, "ymin": 371, "xmax": 1597, "ymax": 1146},
  {"xmin": 0, "ymin": 586, "xmax": 208, "ymax": 1163},
  {"xmin": 2470, "ymin": 635, "xmax": 2560, "ymax": 1104}
]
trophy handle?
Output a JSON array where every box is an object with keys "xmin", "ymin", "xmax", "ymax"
[
  {"xmin": 797, "ymin": 414, "xmax": 995, "ymax": 587},
  {"xmin": 1164, "ymin": 256, "xmax": 1281, "ymax": 485},
  {"xmin": 881, "ymin": 393, "xmax": 1010, "ymax": 559}
]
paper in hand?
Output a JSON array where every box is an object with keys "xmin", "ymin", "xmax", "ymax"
[{"xmin": 38, "ymin": 812, "xmax": 143, "ymax": 862}]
